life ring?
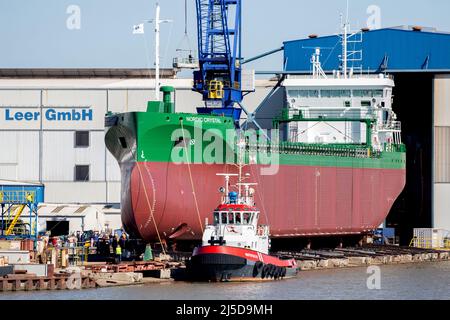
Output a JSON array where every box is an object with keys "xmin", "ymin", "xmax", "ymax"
[{"xmin": 253, "ymin": 261, "xmax": 263, "ymax": 278}]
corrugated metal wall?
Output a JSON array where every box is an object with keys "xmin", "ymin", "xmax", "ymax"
[
  {"xmin": 284, "ymin": 28, "xmax": 450, "ymax": 72},
  {"xmin": 435, "ymin": 127, "xmax": 450, "ymax": 183},
  {"xmin": 434, "ymin": 75, "xmax": 450, "ymax": 230}
]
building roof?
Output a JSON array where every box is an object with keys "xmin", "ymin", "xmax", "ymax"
[
  {"xmin": 0, "ymin": 68, "xmax": 177, "ymax": 79},
  {"xmin": 0, "ymin": 180, "xmax": 44, "ymax": 187},
  {"xmin": 283, "ymin": 26, "xmax": 450, "ymax": 73},
  {"xmin": 37, "ymin": 204, "xmax": 120, "ymax": 217},
  {"xmin": 0, "ymin": 78, "xmax": 275, "ymax": 90}
]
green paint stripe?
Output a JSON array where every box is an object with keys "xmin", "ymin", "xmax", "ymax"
[{"xmin": 134, "ymin": 111, "xmax": 406, "ymax": 170}]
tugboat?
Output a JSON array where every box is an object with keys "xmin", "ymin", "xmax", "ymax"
[{"xmin": 186, "ymin": 174, "xmax": 298, "ymax": 282}]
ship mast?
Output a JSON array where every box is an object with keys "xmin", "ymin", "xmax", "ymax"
[
  {"xmin": 149, "ymin": 3, "xmax": 172, "ymax": 100},
  {"xmin": 341, "ymin": 0, "xmax": 349, "ymax": 79},
  {"xmin": 236, "ymin": 137, "xmax": 247, "ymax": 199}
]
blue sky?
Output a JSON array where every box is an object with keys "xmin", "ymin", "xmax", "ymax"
[{"xmin": 1, "ymin": 0, "xmax": 449, "ymax": 71}]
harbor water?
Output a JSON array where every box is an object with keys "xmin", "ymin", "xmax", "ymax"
[{"xmin": 1, "ymin": 262, "xmax": 449, "ymax": 300}]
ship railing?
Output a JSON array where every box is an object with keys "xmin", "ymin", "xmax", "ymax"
[
  {"xmin": 279, "ymin": 109, "xmax": 376, "ymax": 122},
  {"xmin": 0, "ymin": 190, "xmax": 36, "ymax": 204},
  {"xmin": 383, "ymin": 143, "xmax": 406, "ymax": 153},
  {"xmin": 409, "ymin": 236, "xmax": 450, "ymax": 250},
  {"xmin": 246, "ymin": 143, "xmax": 378, "ymax": 159},
  {"xmin": 378, "ymin": 121, "xmax": 402, "ymax": 132},
  {"xmin": 287, "ymin": 74, "xmax": 394, "ymax": 80}
]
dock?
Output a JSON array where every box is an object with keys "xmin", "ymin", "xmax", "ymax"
[
  {"xmin": 0, "ymin": 260, "xmax": 181, "ymax": 292},
  {"xmin": 276, "ymin": 245, "xmax": 449, "ymax": 271}
]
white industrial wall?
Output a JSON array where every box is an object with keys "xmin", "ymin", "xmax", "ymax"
[
  {"xmin": 434, "ymin": 74, "xmax": 450, "ymax": 230},
  {"xmin": 0, "ymin": 79, "xmax": 275, "ymax": 205}
]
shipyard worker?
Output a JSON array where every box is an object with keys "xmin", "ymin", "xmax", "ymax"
[
  {"xmin": 112, "ymin": 234, "xmax": 118, "ymax": 257},
  {"xmin": 119, "ymin": 233, "xmax": 127, "ymax": 251},
  {"xmin": 115, "ymin": 245, "xmax": 122, "ymax": 263}
]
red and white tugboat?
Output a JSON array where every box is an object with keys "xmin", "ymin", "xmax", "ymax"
[{"xmin": 187, "ymin": 174, "xmax": 298, "ymax": 282}]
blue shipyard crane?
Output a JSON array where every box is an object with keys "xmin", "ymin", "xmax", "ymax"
[{"xmin": 193, "ymin": 0, "xmax": 249, "ymax": 124}]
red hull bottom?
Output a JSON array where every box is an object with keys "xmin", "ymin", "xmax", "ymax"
[
  {"xmin": 123, "ymin": 162, "xmax": 406, "ymax": 242},
  {"xmin": 186, "ymin": 246, "xmax": 297, "ymax": 282}
]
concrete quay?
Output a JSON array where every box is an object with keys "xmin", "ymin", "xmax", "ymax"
[{"xmin": 278, "ymin": 245, "xmax": 449, "ymax": 271}]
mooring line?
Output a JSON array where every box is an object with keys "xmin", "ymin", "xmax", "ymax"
[
  {"xmin": 119, "ymin": 125, "xmax": 166, "ymax": 255},
  {"xmin": 180, "ymin": 120, "xmax": 204, "ymax": 234}
]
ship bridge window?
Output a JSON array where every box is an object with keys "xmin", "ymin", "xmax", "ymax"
[
  {"xmin": 288, "ymin": 90, "xmax": 299, "ymax": 98},
  {"xmin": 228, "ymin": 212, "xmax": 235, "ymax": 224},
  {"xmin": 235, "ymin": 213, "xmax": 242, "ymax": 224},
  {"xmin": 243, "ymin": 212, "xmax": 251, "ymax": 224},
  {"xmin": 221, "ymin": 212, "xmax": 228, "ymax": 224},
  {"xmin": 353, "ymin": 90, "xmax": 384, "ymax": 98},
  {"xmin": 374, "ymin": 90, "xmax": 384, "ymax": 97},
  {"xmin": 298, "ymin": 90, "xmax": 319, "ymax": 98},
  {"xmin": 213, "ymin": 212, "xmax": 220, "ymax": 225},
  {"xmin": 321, "ymin": 90, "xmax": 351, "ymax": 98}
]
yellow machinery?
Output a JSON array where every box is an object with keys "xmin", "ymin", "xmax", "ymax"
[
  {"xmin": 208, "ymin": 80, "xmax": 224, "ymax": 99},
  {"xmin": 1, "ymin": 189, "xmax": 39, "ymax": 240},
  {"xmin": 3, "ymin": 192, "xmax": 34, "ymax": 236},
  {"xmin": 5, "ymin": 204, "xmax": 26, "ymax": 236},
  {"xmin": 409, "ymin": 236, "xmax": 450, "ymax": 251}
]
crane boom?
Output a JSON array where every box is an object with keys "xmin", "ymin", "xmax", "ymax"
[{"xmin": 194, "ymin": 0, "xmax": 250, "ymax": 125}]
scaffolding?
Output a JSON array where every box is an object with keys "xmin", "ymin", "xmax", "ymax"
[{"xmin": 0, "ymin": 183, "xmax": 44, "ymax": 246}]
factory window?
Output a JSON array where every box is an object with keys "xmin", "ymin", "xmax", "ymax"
[
  {"xmin": 75, "ymin": 165, "xmax": 90, "ymax": 182},
  {"xmin": 75, "ymin": 131, "xmax": 90, "ymax": 148}
]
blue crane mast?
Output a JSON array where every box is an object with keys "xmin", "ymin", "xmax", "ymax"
[{"xmin": 193, "ymin": 0, "xmax": 249, "ymax": 125}]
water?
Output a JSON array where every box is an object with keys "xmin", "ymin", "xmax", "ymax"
[{"xmin": 1, "ymin": 262, "xmax": 449, "ymax": 300}]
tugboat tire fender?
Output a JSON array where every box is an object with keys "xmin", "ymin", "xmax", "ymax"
[
  {"xmin": 274, "ymin": 267, "xmax": 281, "ymax": 280},
  {"xmin": 268, "ymin": 264, "xmax": 276, "ymax": 278},
  {"xmin": 253, "ymin": 261, "xmax": 264, "ymax": 278},
  {"xmin": 261, "ymin": 264, "xmax": 271, "ymax": 279}
]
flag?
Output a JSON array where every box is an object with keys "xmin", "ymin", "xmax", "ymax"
[{"xmin": 133, "ymin": 24, "xmax": 144, "ymax": 34}]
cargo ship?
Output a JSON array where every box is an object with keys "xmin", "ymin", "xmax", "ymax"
[
  {"xmin": 105, "ymin": 1, "xmax": 406, "ymax": 244},
  {"xmin": 104, "ymin": 72, "xmax": 406, "ymax": 242}
]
